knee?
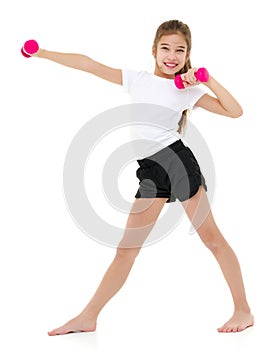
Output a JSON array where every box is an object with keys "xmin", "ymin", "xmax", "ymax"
[
  {"xmin": 116, "ymin": 247, "xmax": 141, "ymax": 261},
  {"xmin": 203, "ymin": 239, "xmax": 225, "ymax": 253},
  {"xmin": 199, "ymin": 231, "xmax": 227, "ymax": 253}
]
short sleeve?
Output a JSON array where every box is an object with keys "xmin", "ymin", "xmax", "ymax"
[
  {"xmin": 122, "ymin": 69, "xmax": 143, "ymax": 93},
  {"xmin": 186, "ymin": 86, "xmax": 207, "ymax": 109}
]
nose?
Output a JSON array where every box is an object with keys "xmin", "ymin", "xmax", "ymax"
[{"xmin": 166, "ymin": 49, "xmax": 177, "ymax": 60}]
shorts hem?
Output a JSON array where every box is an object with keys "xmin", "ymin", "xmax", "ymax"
[
  {"xmin": 135, "ymin": 194, "xmax": 170, "ymax": 200},
  {"xmin": 177, "ymin": 183, "xmax": 207, "ymax": 203}
]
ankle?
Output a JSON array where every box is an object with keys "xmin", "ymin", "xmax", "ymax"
[
  {"xmin": 234, "ymin": 305, "xmax": 251, "ymax": 314},
  {"xmin": 79, "ymin": 310, "xmax": 98, "ymax": 323}
]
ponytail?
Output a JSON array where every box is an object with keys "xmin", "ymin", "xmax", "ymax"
[{"xmin": 176, "ymin": 56, "xmax": 192, "ymax": 135}]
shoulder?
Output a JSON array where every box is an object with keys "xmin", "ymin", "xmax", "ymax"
[
  {"xmin": 122, "ymin": 69, "xmax": 150, "ymax": 91},
  {"xmin": 122, "ymin": 69, "xmax": 149, "ymax": 80}
]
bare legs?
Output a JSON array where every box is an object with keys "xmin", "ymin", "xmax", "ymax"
[
  {"xmin": 48, "ymin": 186, "xmax": 254, "ymax": 335},
  {"xmin": 48, "ymin": 198, "xmax": 167, "ymax": 336},
  {"xmin": 181, "ymin": 186, "xmax": 254, "ymax": 332}
]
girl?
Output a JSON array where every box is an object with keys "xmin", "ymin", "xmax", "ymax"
[{"xmin": 32, "ymin": 19, "xmax": 253, "ymax": 334}]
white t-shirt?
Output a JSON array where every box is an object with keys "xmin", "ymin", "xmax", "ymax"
[{"xmin": 122, "ymin": 69, "xmax": 206, "ymax": 159}]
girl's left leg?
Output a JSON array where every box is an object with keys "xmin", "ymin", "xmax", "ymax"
[{"xmin": 181, "ymin": 186, "xmax": 254, "ymax": 332}]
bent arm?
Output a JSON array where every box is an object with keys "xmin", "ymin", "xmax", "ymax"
[
  {"xmin": 35, "ymin": 49, "xmax": 122, "ymax": 85},
  {"xmin": 195, "ymin": 76, "xmax": 243, "ymax": 118}
]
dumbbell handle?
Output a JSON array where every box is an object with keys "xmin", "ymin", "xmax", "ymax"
[{"xmin": 174, "ymin": 67, "xmax": 209, "ymax": 89}]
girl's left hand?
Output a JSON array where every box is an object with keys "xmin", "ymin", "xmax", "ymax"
[{"xmin": 180, "ymin": 67, "xmax": 200, "ymax": 87}]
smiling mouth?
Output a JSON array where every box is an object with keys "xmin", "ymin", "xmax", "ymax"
[{"xmin": 164, "ymin": 62, "xmax": 178, "ymax": 69}]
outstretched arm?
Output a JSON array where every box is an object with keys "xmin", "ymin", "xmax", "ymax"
[{"xmin": 35, "ymin": 49, "xmax": 122, "ymax": 85}]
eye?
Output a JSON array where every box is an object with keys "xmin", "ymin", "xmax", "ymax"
[
  {"xmin": 161, "ymin": 46, "xmax": 169, "ymax": 50},
  {"xmin": 176, "ymin": 49, "xmax": 185, "ymax": 53}
]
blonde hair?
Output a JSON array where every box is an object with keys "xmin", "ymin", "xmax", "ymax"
[{"xmin": 153, "ymin": 20, "xmax": 192, "ymax": 135}]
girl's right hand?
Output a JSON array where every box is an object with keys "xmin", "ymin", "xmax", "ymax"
[
  {"xmin": 179, "ymin": 67, "xmax": 201, "ymax": 87},
  {"xmin": 32, "ymin": 48, "xmax": 43, "ymax": 57}
]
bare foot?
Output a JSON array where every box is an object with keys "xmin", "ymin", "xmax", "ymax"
[
  {"xmin": 48, "ymin": 315, "xmax": 97, "ymax": 336},
  {"xmin": 217, "ymin": 311, "xmax": 254, "ymax": 333}
]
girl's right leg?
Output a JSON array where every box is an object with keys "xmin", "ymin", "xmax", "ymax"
[{"xmin": 48, "ymin": 197, "xmax": 167, "ymax": 336}]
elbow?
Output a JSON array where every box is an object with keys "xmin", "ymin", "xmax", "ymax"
[
  {"xmin": 230, "ymin": 107, "xmax": 243, "ymax": 118},
  {"xmin": 233, "ymin": 111, "xmax": 243, "ymax": 118}
]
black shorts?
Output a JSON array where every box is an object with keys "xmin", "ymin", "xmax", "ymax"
[{"xmin": 135, "ymin": 139, "xmax": 207, "ymax": 203}]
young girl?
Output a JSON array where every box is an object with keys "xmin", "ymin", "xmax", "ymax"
[{"xmin": 31, "ymin": 19, "xmax": 253, "ymax": 334}]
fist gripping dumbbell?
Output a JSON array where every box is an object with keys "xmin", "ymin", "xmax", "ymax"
[
  {"xmin": 21, "ymin": 40, "xmax": 39, "ymax": 58},
  {"xmin": 174, "ymin": 67, "xmax": 209, "ymax": 89}
]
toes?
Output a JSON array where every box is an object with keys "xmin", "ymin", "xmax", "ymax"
[
  {"xmin": 48, "ymin": 330, "xmax": 58, "ymax": 336},
  {"xmin": 218, "ymin": 327, "xmax": 229, "ymax": 333},
  {"xmin": 218, "ymin": 324, "xmax": 252, "ymax": 333},
  {"xmin": 217, "ymin": 325, "xmax": 236, "ymax": 333},
  {"xmin": 48, "ymin": 328, "xmax": 69, "ymax": 336}
]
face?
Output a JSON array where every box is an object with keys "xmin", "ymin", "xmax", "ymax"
[{"xmin": 153, "ymin": 33, "xmax": 188, "ymax": 79}]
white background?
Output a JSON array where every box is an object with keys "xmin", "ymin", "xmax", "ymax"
[{"xmin": 1, "ymin": 0, "xmax": 280, "ymax": 349}]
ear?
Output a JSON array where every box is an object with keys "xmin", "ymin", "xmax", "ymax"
[{"xmin": 152, "ymin": 46, "xmax": 156, "ymax": 58}]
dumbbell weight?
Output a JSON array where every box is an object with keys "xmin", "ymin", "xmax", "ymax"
[
  {"xmin": 174, "ymin": 67, "xmax": 209, "ymax": 89},
  {"xmin": 21, "ymin": 40, "xmax": 39, "ymax": 58}
]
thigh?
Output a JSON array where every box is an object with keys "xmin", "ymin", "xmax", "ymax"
[
  {"xmin": 181, "ymin": 187, "xmax": 230, "ymax": 253},
  {"xmin": 118, "ymin": 197, "xmax": 167, "ymax": 249},
  {"xmin": 181, "ymin": 186, "xmax": 221, "ymax": 240}
]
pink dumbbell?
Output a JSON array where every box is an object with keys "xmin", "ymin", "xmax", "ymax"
[
  {"xmin": 174, "ymin": 67, "xmax": 209, "ymax": 89},
  {"xmin": 21, "ymin": 39, "xmax": 39, "ymax": 58}
]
